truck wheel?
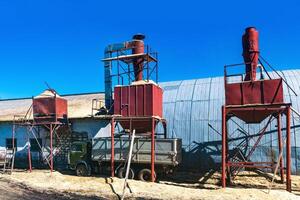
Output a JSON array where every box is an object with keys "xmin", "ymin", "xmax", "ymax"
[
  {"xmin": 138, "ymin": 169, "xmax": 156, "ymax": 182},
  {"xmin": 117, "ymin": 167, "xmax": 134, "ymax": 179},
  {"xmin": 76, "ymin": 164, "xmax": 88, "ymax": 176}
]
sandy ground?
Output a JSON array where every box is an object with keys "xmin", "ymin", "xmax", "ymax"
[
  {"xmin": 0, "ymin": 177, "xmax": 100, "ymax": 200},
  {"xmin": 0, "ymin": 170, "xmax": 299, "ymax": 200}
]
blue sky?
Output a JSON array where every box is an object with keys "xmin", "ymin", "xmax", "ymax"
[{"xmin": 0, "ymin": 0, "xmax": 299, "ymax": 98}]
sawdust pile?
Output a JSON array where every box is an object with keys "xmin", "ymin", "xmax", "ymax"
[{"xmin": 0, "ymin": 170, "xmax": 299, "ymax": 200}]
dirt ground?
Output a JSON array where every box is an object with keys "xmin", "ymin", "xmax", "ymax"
[
  {"xmin": 0, "ymin": 176, "xmax": 100, "ymax": 200},
  {"xmin": 0, "ymin": 170, "xmax": 299, "ymax": 200}
]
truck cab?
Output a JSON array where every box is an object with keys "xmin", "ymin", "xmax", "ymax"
[{"xmin": 68, "ymin": 141, "xmax": 92, "ymax": 176}]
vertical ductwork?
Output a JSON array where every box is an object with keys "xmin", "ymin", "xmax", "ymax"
[
  {"xmin": 242, "ymin": 27, "xmax": 260, "ymax": 81},
  {"xmin": 132, "ymin": 34, "xmax": 145, "ymax": 81},
  {"xmin": 104, "ymin": 43, "xmax": 128, "ymax": 110},
  {"xmin": 103, "ymin": 34, "xmax": 146, "ymax": 110},
  {"xmin": 104, "ymin": 49, "xmax": 113, "ymax": 110}
]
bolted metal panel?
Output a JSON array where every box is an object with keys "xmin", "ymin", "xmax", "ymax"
[
  {"xmin": 114, "ymin": 83, "xmax": 163, "ymax": 118},
  {"xmin": 225, "ymin": 79, "xmax": 284, "ymax": 106}
]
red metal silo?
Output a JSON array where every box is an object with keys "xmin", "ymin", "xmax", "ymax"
[
  {"xmin": 242, "ymin": 27, "xmax": 259, "ymax": 81},
  {"xmin": 222, "ymin": 27, "xmax": 292, "ymax": 192},
  {"xmin": 112, "ymin": 34, "xmax": 163, "ymax": 133},
  {"xmin": 32, "ymin": 89, "xmax": 68, "ymax": 123},
  {"xmin": 114, "ymin": 82, "xmax": 163, "ymax": 117}
]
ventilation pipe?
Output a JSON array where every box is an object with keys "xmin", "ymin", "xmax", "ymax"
[
  {"xmin": 242, "ymin": 27, "xmax": 260, "ymax": 81},
  {"xmin": 104, "ymin": 43, "xmax": 128, "ymax": 110},
  {"xmin": 132, "ymin": 34, "xmax": 145, "ymax": 81},
  {"xmin": 104, "ymin": 34, "xmax": 146, "ymax": 110}
]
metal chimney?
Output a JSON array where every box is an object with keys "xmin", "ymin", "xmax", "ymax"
[
  {"xmin": 132, "ymin": 34, "xmax": 145, "ymax": 81},
  {"xmin": 242, "ymin": 27, "xmax": 259, "ymax": 81}
]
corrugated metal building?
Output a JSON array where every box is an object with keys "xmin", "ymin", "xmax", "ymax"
[
  {"xmin": 0, "ymin": 69, "xmax": 300, "ymax": 173},
  {"xmin": 160, "ymin": 69, "xmax": 300, "ymax": 174}
]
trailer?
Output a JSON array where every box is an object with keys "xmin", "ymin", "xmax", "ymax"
[{"xmin": 68, "ymin": 137, "xmax": 182, "ymax": 181}]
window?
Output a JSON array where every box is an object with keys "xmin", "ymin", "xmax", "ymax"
[
  {"xmin": 6, "ymin": 138, "xmax": 17, "ymax": 150},
  {"xmin": 30, "ymin": 138, "xmax": 42, "ymax": 152}
]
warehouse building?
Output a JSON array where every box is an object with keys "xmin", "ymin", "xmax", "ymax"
[{"xmin": 0, "ymin": 69, "xmax": 299, "ymax": 173}]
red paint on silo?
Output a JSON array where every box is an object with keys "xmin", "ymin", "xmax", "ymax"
[
  {"xmin": 114, "ymin": 83, "xmax": 163, "ymax": 118},
  {"xmin": 132, "ymin": 34, "xmax": 145, "ymax": 81},
  {"xmin": 32, "ymin": 90, "xmax": 68, "ymax": 123},
  {"xmin": 242, "ymin": 27, "xmax": 259, "ymax": 81}
]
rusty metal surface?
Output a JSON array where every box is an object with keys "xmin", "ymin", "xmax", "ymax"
[
  {"xmin": 0, "ymin": 93, "xmax": 104, "ymax": 122},
  {"xmin": 242, "ymin": 27, "xmax": 259, "ymax": 81},
  {"xmin": 225, "ymin": 79, "xmax": 284, "ymax": 106},
  {"xmin": 33, "ymin": 97, "xmax": 68, "ymax": 122},
  {"xmin": 132, "ymin": 35, "xmax": 145, "ymax": 81},
  {"xmin": 114, "ymin": 83, "xmax": 163, "ymax": 118},
  {"xmin": 225, "ymin": 78, "xmax": 284, "ymax": 123},
  {"xmin": 33, "ymin": 98, "xmax": 67, "ymax": 118},
  {"xmin": 222, "ymin": 27, "xmax": 292, "ymax": 191}
]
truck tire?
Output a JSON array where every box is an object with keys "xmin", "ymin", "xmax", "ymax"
[
  {"xmin": 138, "ymin": 169, "xmax": 156, "ymax": 182},
  {"xmin": 76, "ymin": 164, "xmax": 88, "ymax": 176},
  {"xmin": 117, "ymin": 167, "xmax": 135, "ymax": 179}
]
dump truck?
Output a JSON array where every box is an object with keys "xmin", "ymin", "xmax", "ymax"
[{"xmin": 68, "ymin": 137, "xmax": 182, "ymax": 181}]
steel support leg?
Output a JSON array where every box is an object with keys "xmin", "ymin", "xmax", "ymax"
[
  {"xmin": 12, "ymin": 125, "xmax": 15, "ymax": 152},
  {"xmin": 111, "ymin": 118, "xmax": 115, "ymax": 177},
  {"xmin": 286, "ymin": 107, "xmax": 291, "ymax": 192},
  {"xmin": 50, "ymin": 124, "xmax": 53, "ymax": 173},
  {"xmin": 151, "ymin": 118, "xmax": 155, "ymax": 182},
  {"xmin": 27, "ymin": 134, "xmax": 32, "ymax": 173},
  {"xmin": 222, "ymin": 106, "xmax": 227, "ymax": 188},
  {"xmin": 162, "ymin": 121, "xmax": 167, "ymax": 139},
  {"xmin": 50, "ymin": 124, "xmax": 53, "ymax": 174},
  {"xmin": 277, "ymin": 114, "xmax": 284, "ymax": 183}
]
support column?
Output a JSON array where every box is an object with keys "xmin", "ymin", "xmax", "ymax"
[
  {"xmin": 277, "ymin": 113, "xmax": 284, "ymax": 183},
  {"xmin": 12, "ymin": 125, "xmax": 15, "ymax": 151},
  {"xmin": 151, "ymin": 118, "xmax": 155, "ymax": 182},
  {"xmin": 111, "ymin": 118, "xmax": 115, "ymax": 177},
  {"xmin": 11, "ymin": 124, "xmax": 16, "ymax": 173},
  {"xmin": 222, "ymin": 106, "xmax": 227, "ymax": 188},
  {"xmin": 162, "ymin": 120, "xmax": 167, "ymax": 139},
  {"xmin": 27, "ymin": 131, "xmax": 32, "ymax": 173},
  {"xmin": 50, "ymin": 123, "xmax": 53, "ymax": 174},
  {"xmin": 286, "ymin": 107, "xmax": 291, "ymax": 192}
]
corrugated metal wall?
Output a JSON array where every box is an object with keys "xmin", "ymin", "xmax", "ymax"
[{"xmin": 160, "ymin": 69, "xmax": 300, "ymax": 174}]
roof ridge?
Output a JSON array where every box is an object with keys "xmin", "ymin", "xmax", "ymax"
[{"xmin": 0, "ymin": 91, "xmax": 105, "ymax": 102}]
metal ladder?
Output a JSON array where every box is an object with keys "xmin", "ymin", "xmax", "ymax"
[{"xmin": 0, "ymin": 148, "xmax": 14, "ymax": 174}]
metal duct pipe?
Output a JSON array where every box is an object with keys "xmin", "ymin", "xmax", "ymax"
[
  {"xmin": 132, "ymin": 34, "xmax": 145, "ymax": 81},
  {"xmin": 103, "ymin": 34, "xmax": 146, "ymax": 110},
  {"xmin": 104, "ymin": 43, "xmax": 128, "ymax": 110},
  {"xmin": 242, "ymin": 27, "xmax": 259, "ymax": 81},
  {"xmin": 104, "ymin": 50, "xmax": 113, "ymax": 110}
]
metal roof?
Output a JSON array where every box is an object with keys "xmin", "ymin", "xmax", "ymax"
[
  {"xmin": 0, "ymin": 93, "xmax": 104, "ymax": 121},
  {"xmin": 160, "ymin": 69, "xmax": 300, "ymax": 174}
]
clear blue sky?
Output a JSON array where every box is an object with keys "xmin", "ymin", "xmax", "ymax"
[{"xmin": 0, "ymin": 0, "xmax": 299, "ymax": 98}]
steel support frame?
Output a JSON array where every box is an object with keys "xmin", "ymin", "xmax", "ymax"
[
  {"xmin": 108, "ymin": 46, "xmax": 159, "ymax": 86},
  {"xmin": 12, "ymin": 121, "xmax": 64, "ymax": 174},
  {"xmin": 110, "ymin": 116, "xmax": 165, "ymax": 182},
  {"xmin": 277, "ymin": 114, "xmax": 284, "ymax": 183},
  {"xmin": 221, "ymin": 104, "xmax": 292, "ymax": 192},
  {"xmin": 286, "ymin": 106, "xmax": 291, "ymax": 192}
]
